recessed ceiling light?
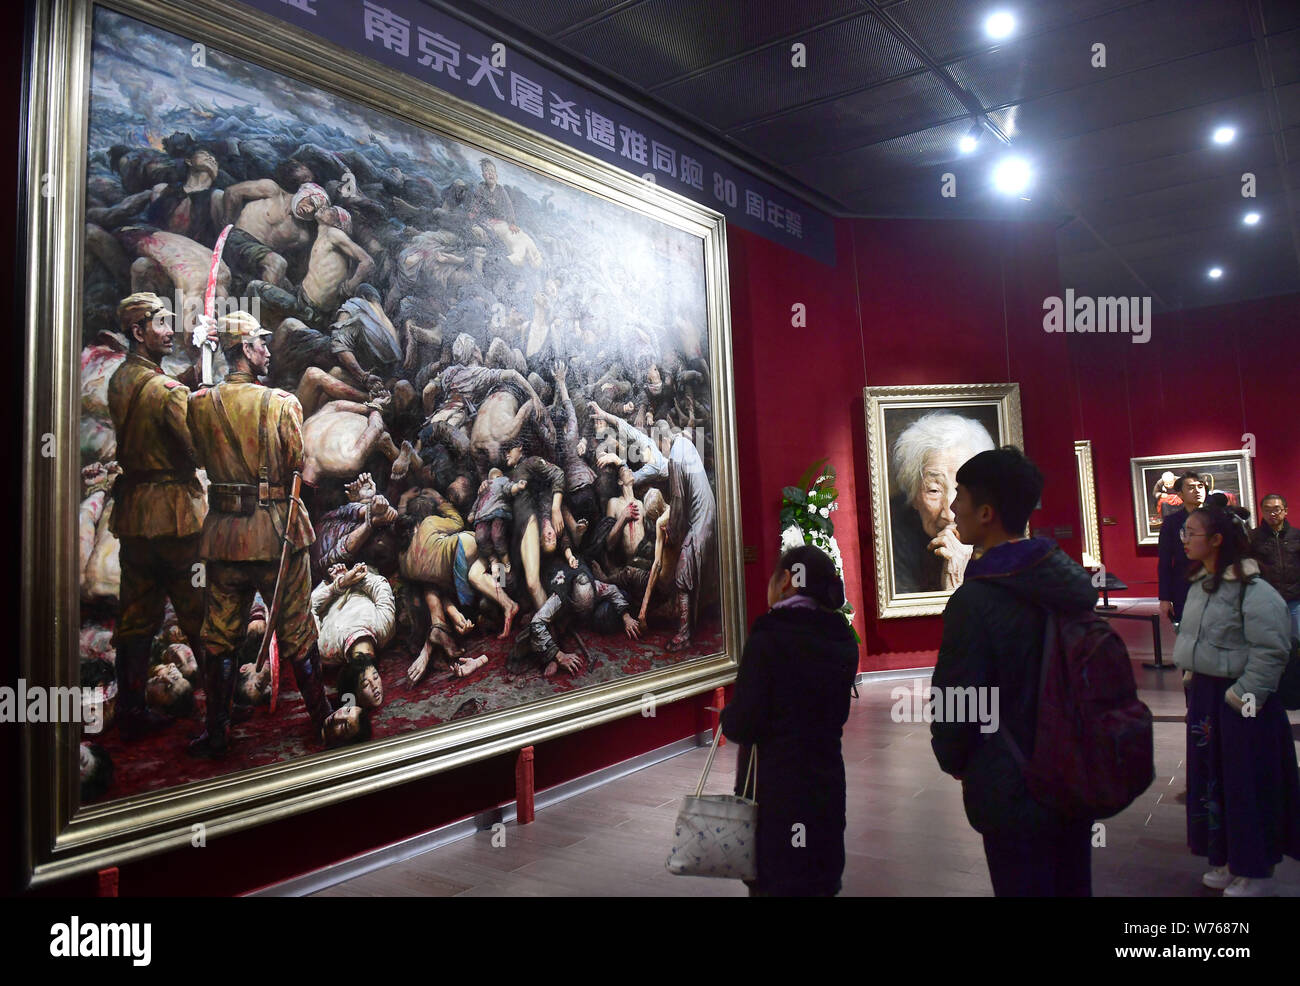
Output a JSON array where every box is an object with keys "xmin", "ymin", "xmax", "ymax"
[
  {"xmin": 1243, "ymin": 211, "xmax": 1260, "ymax": 225},
  {"xmin": 984, "ymin": 11, "xmax": 1016, "ymax": 39},
  {"xmin": 992, "ymin": 155, "xmax": 1032, "ymax": 194},
  {"xmin": 1212, "ymin": 126, "xmax": 1236, "ymax": 145},
  {"xmin": 1208, "ymin": 267, "xmax": 1224, "ymax": 279}
]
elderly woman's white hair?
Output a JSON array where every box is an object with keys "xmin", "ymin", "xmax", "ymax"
[
  {"xmin": 451, "ymin": 332, "xmax": 478, "ymax": 365},
  {"xmin": 890, "ymin": 412, "xmax": 995, "ymax": 502}
]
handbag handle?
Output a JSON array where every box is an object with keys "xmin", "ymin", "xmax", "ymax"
[
  {"xmin": 694, "ymin": 725, "xmax": 758, "ymax": 800},
  {"xmin": 739, "ymin": 744, "xmax": 758, "ymax": 801}
]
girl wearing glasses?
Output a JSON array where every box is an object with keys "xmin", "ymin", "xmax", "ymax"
[{"xmin": 1174, "ymin": 501, "xmax": 1299, "ymax": 896}]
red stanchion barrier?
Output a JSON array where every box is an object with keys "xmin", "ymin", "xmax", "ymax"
[
  {"xmin": 97, "ymin": 867, "xmax": 119, "ymax": 897},
  {"xmin": 515, "ymin": 746, "xmax": 535, "ymax": 824}
]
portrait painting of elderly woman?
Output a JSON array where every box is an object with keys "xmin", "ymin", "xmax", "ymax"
[{"xmin": 864, "ymin": 384, "xmax": 1023, "ymax": 618}]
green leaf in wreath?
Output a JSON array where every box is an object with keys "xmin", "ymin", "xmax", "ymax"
[{"xmin": 800, "ymin": 457, "xmax": 831, "ymax": 491}]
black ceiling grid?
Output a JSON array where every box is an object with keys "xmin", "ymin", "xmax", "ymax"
[{"xmin": 448, "ymin": 0, "xmax": 1300, "ymax": 312}]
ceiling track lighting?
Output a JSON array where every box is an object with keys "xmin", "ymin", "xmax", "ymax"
[
  {"xmin": 992, "ymin": 154, "xmax": 1032, "ymax": 195},
  {"xmin": 984, "ymin": 11, "xmax": 1016, "ymax": 40}
]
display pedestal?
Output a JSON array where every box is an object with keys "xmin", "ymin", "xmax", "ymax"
[
  {"xmin": 1093, "ymin": 571, "xmax": 1171, "ymax": 671},
  {"xmin": 1095, "ymin": 571, "xmax": 1126, "ymax": 610}
]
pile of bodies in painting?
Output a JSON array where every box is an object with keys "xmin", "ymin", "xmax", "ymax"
[{"xmin": 76, "ymin": 121, "xmax": 718, "ymax": 794}]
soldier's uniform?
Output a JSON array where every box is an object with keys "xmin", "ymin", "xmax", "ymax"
[
  {"xmin": 187, "ymin": 313, "xmax": 331, "ymax": 755},
  {"xmin": 107, "ymin": 293, "xmax": 207, "ymax": 740}
]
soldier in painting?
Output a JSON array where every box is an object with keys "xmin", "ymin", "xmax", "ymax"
[
  {"xmin": 186, "ymin": 311, "xmax": 335, "ymax": 757},
  {"xmin": 107, "ymin": 292, "xmax": 209, "ymax": 740}
]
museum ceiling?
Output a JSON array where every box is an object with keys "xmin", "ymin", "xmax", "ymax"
[{"xmin": 434, "ymin": 0, "xmax": 1300, "ymax": 313}]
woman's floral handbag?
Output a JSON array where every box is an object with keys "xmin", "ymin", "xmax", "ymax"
[{"xmin": 666, "ymin": 726, "xmax": 757, "ymax": 880}]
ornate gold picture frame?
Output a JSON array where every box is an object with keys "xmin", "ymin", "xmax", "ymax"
[
  {"xmin": 1129, "ymin": 449, "xmax": 1256, "ymax": 547},
  {"xmin": 1074, "ymin": 439, "xmax": 1102, "ymax": 569},
  {"xmin": 21, "ymin": 0, "xmax": 744, "ymax": 886},
  {"xmin": 863, "ymin": 383, "xmax": 1023, "ymax": 619}
]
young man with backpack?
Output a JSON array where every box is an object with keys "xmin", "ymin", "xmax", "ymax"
[{"xmin": 930, "ymin": 446, "xmax": 1154, "ymax": 896}]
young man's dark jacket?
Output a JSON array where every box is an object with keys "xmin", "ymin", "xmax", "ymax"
[
  {"xmin": 1251, "ymin": 520, "xmax": 1300, "ymax": 603},
  {"xmin": 1157, "ymin": 508, "xmax": 1193, "ymax": 620},
  {"xmin": 931, "ymin": 538, "xmax": 1096, "ymax": 835},
  {"xmin": 721, "ymin": 604, "xmax": 858, "ymax": 895}
]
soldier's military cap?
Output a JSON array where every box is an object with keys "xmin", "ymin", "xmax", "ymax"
[
  {"xmin": 116, "ymin": 292, "xmax": 170, "ymax": 328},
  {"xmin": 218, "ymin": 310, "xmax": 272, "ymax": 343}
]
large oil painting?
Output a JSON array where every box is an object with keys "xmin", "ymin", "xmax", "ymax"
[{"xmin": 23, "ymin": 0, "xmax": 741, "ymax": 883}]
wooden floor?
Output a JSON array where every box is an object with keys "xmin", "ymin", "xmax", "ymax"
[{"xmin": 313, "ymin": 602, "xmax": 1300, "ymax": 897}]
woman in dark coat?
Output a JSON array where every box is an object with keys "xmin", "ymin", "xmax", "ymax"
[{"xmin": 720, "ymin": 545, "xmax": 859, "ymax": 896}]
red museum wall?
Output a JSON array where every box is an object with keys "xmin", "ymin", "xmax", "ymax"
[
  {"xmin": 1067, "ymin": 292, "xmax": 1300, "ymax": 592},
  {"xmin": 729, "ymin": 217, "xmax": 1083, "ymax": 666}
]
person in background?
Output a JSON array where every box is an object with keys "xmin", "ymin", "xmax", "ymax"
[
  {"xmin": 1201, "ymin": 474, "xmax": 1237, "ymax": 507},
  {"xmin": 720, "ymin": 545, "xmax": 858, "ymax": 897},
  {"xmin": 1251, "ymin": 494, "xmax": 1300, "ymax": 642},
  {"xmin": 1174, "ymin": 500, "xmax": 1300, "ymax": 897},
  {"xmin": 1159, "ymin": 471, "xmax": 1207, "ymax": 626},
  {"xmin": 931, "ymin": 446, "xmax": 1097, "ymax": 896}
]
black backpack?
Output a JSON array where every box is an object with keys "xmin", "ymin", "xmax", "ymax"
[{"xmin": 1000, "ymin": 608, "xmax": 1155, "ymax": 820}]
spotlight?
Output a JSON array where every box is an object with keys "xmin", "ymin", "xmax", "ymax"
[
  {"xmin": 992, "ymin": 155, "xmax": 1032, "ymax": 195},
  {"xmin": 1212, "ymin": 126, "xmax": 1236, "ymax": 145},
  {"xmin": 1243, "ymin": 211, "xmax": 1260, "ymax": 225},
  {"xmin": 984, "ymin": 11, "xmax": 1015, "ymax": 39},
  {"xmin": 958, "ymin": 128, "xmax": 979, "ymax": 154},
  {"xmin": 1208, "ymin": 267, "xmax": 1223, "ymax": 279}
]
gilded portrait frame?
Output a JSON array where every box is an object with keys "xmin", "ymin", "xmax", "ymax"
[
  {"xmin": 21, "ymin": 0, "xmax": 744, "ymax": 886},
  {"xmin": 1129, "ymin": 449, "xmax": 1256, "ymax": 547},
  {"xmin": 863, "ymin": 383, "xmax": 1023, "ymax": 619},
  {"xmin": 1074, "ymin": 439, "xmax": 1102, "ymax": 569}
]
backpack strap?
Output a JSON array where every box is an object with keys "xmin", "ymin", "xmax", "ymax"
[
  {"xmin": 969, "ymin": 583, "xmax": 1064, "ymax": 772},
  {"xmin": 998, "ymin": 607, "xmax": 1055, "ymax": 770},
  {"xmin": 999, "ymin": 725, "xmax": 1027, "ymax": 768}
]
